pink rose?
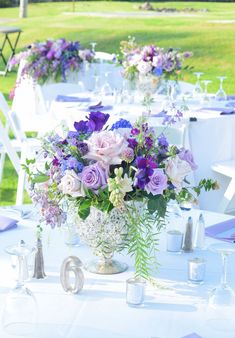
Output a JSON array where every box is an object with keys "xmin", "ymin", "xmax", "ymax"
[
  {"xmin": 84, "ymin": 130, "xmax": 128, "ymax": 167},
  {"xmin": 165, "ymin": 155, "xmax": 192, "ymax": 192}
]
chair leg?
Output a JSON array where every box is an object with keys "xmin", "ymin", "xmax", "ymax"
[
  {"xmin": 16, "ymin": 167, "xmax": 25, "ymax": 206},
  {"xmin": 0, "ymin": 152, "xmax": 6, "ymax": 183},
  {"xmin": 218, "ymin": 177, "xmax": 235, "ymax": 213}
]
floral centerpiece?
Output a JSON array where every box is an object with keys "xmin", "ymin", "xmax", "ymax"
[
  {"xmin": 26, "ymin": 112, "xmax": 217, "ymax": 280},
  {"xmin": 120, "ymin": 36, "xmax": 192, "ymax": 81},
  {"xmin": 10, "ymin": 38, "xmax": 95, "ymax": 85}
]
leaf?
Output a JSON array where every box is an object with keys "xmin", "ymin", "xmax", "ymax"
[{"xmin": 32, "ymin": 174, "xmax": 49, "ymax": 183}]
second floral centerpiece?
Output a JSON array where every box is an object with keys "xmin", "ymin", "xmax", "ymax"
[{"xmin": 27, "ymin": 112, "xmax": 217, "ymax": 280}]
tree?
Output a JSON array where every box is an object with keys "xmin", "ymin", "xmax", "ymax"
[{"xmin": 19, "ymin": 0, "xmax": 28, "ymax": 18}]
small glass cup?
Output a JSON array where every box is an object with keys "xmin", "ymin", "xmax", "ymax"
[
  {"xmin": 126, "ymin": 278, "xmax": 146, "ymax": 306},
  {"xmin": 188, "ymin": 257, "xmax": 206, "ymax": 284},
  {"xmin": 167, "ymin": 230, "xmax": 183, "ymax": 253}
]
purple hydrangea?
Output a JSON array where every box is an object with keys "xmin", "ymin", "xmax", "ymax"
[{"xmin": 62, "ymin": 157, "xmax": 84, "ymax": 173}]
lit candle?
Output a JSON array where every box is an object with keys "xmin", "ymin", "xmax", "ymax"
[
  {"xmin": 188, "ymin": 258, "xmax": 206, "ymax": 284},
  {"xmin": 167, "ymin": 230, "xmax": 183, "ymax": 253},
  {"xmin": 126, "ymin": 278, "xmax": 145, "ymax": 306}
]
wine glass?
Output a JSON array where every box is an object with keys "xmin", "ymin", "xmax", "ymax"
[
  {"xmin": 90, "ymin": 42, "xmax": 97, "ymax": 54},
  {"xmin": 201, "ymin": 80, "xmax": 212, "ymax": 105},
  {"xmin": 101, "ymin": 71, "xmax": 113, "ymax": 97},
  {"xmin": 193, "ymin": 72, "xmax": 204, "ymax": 98},
  {"xmin": 206, "ymin": 242, "xmax": 235, "ymax": 332},
  {"xmin": 2, "ymin": 241, "xmax": 37, "ymax": 336},
  {"xmin": 93, "ymin": 75, "xmax": 102, "ymax": 96},
  {"xmin": 215, "ymin": 76, "xmax": 227, "ymax": 101}
]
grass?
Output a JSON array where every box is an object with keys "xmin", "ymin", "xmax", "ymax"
[{"xmin": 0, "ymin": 1, "xmax": 235, "ymax": 205}]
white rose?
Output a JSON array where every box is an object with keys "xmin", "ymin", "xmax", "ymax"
[
  {"xmin": 59, "ymin": 170, "xmax": 85, "ymax": 197},
  {"xmin": 137, "ymin": 60, "xmax": 152, "ymax": 75},
  {"xmin": 165, "ymin": 155, "xmax": 192, "ymax": 192}
]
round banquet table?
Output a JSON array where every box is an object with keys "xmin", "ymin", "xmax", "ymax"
[{"xmin": 0, "ymin": 207, "xmax": 235, "ymax": 338}]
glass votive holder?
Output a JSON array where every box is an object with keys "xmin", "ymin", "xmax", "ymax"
[
  {"xmin": 188, "ymin": 257, "xmax": 206, "ymax": 284},
  {"xmin": 166, "ymin": 230, "xmax": 183, "ymax": 253},
  {"xmin": 126, "ymin": 278, "xmax": 146, "ymax": 306}
]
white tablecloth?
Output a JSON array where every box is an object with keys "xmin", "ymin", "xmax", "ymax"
[{"xmin": 0, "ymin": 208, "xmax": 235, "ymax": 338}]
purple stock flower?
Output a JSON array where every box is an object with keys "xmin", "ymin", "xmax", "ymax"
[
  {"xmin": 145, "ymin": 136, "xmax": 154, "ymax": 149},
  {"xmin": 178, "ymin": 148, "xmax": 198, "ymax": 170},
  {"xmin": 127, "ymin": 138, "xmax": 138, "ymax": 149},
  {"xmin": 77, "ymin": 141, "xmax": 89, "ymax": 156},
  {"xmin": 145, "ymin": 169, "xmax": 168, "ymax": 196},
  {"xmin": 158, "ymin": 134, "xmax": 169, "ymax": 148},
  {"xmin": 87, "ymin": 111, "xmax": 110, "ymax": 132},
  {"xmin": 135, "ymin": 156, "xmax": 158, "ymax": 190},
  {"xmin": 81, "ymin": 162, "xmax": 107, "ymax": 192},
  {"xmin": 74, "ymin": 120, "xmax": 89, "ymax": 133}
]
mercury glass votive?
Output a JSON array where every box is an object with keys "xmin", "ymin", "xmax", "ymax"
[
  {"xmin": 188, "ymin": 258, "xmax": 206, "ymax": 284},
  {"xmin": 126, "ymin": 278, "xmax": 146, "ymax": 306}
]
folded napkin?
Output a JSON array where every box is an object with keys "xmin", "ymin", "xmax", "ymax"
[
  {"xmin": 0, "ymin": 215, "xmax": 18, "ymax": 232},
  {"xmin": 205, "ymin": 218, "xmax": 235, "ymax": 243},
  {"xmin": 220, "ymin": 108, "xmax": 235, "ymax": 115},
  {"xmin": 227, "ymin": 95, "xmax": 235, "ymax": 100},
  {"xmin": 182, "ymin": 334, "xmax": 202, "ymax": 338},
  {"xmin": 151, "ymin": 111, "xmax": 167, "ymax": 118},
  {"xmin": 226, "ymin": 102, "xmax": 235, "ymax": 108},
  {"xmin": 88, "ymin": 102, "xmax": 113, "ymax": 111},
  {"xmin": 56, "ymin": 95, "xmax": 91, "ymax": 103}
]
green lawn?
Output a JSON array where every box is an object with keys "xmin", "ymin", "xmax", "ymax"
[{"xmin": 1, "ymin": 1, "xmax": 235, "ymax": 205}]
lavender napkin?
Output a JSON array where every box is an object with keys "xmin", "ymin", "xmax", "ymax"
[
  {"xmin": 0, "ymin": 215, "xmax": 18, "ymax": 232},
  {"xmin": 151, "ymin": 111, "xmax": 167, "ymax": 118},
  {"xmin": 205, "ymin": 218, "xmax": 235, "ymax": 243},
  {"xmin": 181, "ymin": 334, "xmax": 202, "ymax": 338},
  {"xmin": 56, "ymin": 95, "xmax": 90, "ymax": 103},
  {"xmin": 88, "ymin": 105, "xmax": 113, "ymax": 112}
]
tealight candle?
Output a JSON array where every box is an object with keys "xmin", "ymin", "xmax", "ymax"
[
  {"xmin": 166, "ymin": 230, "xmax": 183, "ymax": 253},
  {"xmin": 126, "ymin": 278, "xmax": 146, "ymax": 306},
  {"xmin": 188, "ymin": 258, "xmax": 206, "ymax": 284}
]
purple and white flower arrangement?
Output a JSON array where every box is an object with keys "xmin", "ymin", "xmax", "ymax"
[
  {"xmin": 27, "ymin": 112, "xmax": 217, "ymax": 279},
  {"xmin": 10, "ymin": 38, "xmax": 95, "ymax": 84},
  {"xmin": 119, "ymin": 36, "xmax": 192, "ymax": 81}
]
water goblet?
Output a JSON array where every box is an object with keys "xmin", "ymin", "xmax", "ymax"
[
  {"xmin": 215, "ymin": 76, "xmax": 227, "ymax": 101},
  {"xmin": 101, "ymin": 71, "xmax": 113, "ymax": 97},
  {"xmin": 193, "ymin": 72, "xmax": 204, "ymax": 98},
  {"xmin": 206, "ymin": 242, "xmax": 235, "ymax": 332},
  {"xmin": 90, "ymin": 42, "xmax": 97, "ymax": 54},
  {"xmin": 201, "ymin": 80, "xmax": 212, "ymax": 105},
  {"xmin": 2, "ymin": 241, "xmax": 38, "ymax": 336}
]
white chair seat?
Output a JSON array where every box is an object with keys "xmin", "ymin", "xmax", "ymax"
[{"xmin": 211, "ymin": 160, "xmax": 235, "ymax": 213}]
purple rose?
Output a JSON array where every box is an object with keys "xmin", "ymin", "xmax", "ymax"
[
  {"xmin": 178, "ymin": 148, "xmax": 198, "ymax": 170},
  {"xmin": 87, "ymin": 111, "xmax": 110, "ymax": 132},
  {"xmin": 81, "ymin": 163, "xmax": 108, "ymax": 191},
  {"xmin": 145, "ymin": 169, "xmax": 168, "ymax": 195}
]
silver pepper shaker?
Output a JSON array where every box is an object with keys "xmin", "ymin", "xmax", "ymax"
[
  {"xmin": 194, "ymin": 213, "xmax": 205, "ymax": 250},
  {"xmin": 182, "ymin": 216, "xmax": 193, "ymax": 253}
]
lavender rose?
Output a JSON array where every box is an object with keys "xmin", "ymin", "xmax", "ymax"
[
  {"xmin": 178, "ymin": 148, "xmax": 198, "ymax": 170},
  {"xmin": 81, "ymin": 163, "xmax": 108, "ymax": 192},
  {"xmin": 145, "ymin": 169, "xmax": 168, "ymax": 195},
  {"xmin": 84, "ymin": 130, "xmax": 128, "ymax": 167}
]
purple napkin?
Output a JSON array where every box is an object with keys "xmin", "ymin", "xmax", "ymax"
[
  {"xmin": 182, "ymin": 334, "xmax": 202, "ymax": 338},
  {"xmin": 0, "ymin": 215, "xmax": 18, "ymax": 232},
  {"xmin": 151, "ymin": 111, "xmax": 167, "ymax": 118},
  {"xmin": 56, "ymin": 95, "xmax": 90, "ymax": 103},
  {"xmin": 227, "ymin": 95, "xmax": 235, "ymax": 100},
  {"xmin": 88, "ymin": 105, "xmax": 113, "ymax": 112},
  {"xmin": 226, "ymin": 102, "xmax": 235, "ymax": 108},
  {"xmin": 220, "ymin": 110, "xmax": 235, "ymax": 115},
  {"xmin": 205, "ymin": 218, "xmax": 235, "ymax": 243}
]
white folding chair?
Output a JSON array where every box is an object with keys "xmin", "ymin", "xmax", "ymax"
[
  {"xmin": 152, "ymin": 123, "xmax": 187, "ymax": 148},
  {"xmin": 0, "ymin": 92, "xmax": 40, "ymax": 204},
  {"xmin": 211, "ymin": 160, "xmax": 235, "ymax": 213}
]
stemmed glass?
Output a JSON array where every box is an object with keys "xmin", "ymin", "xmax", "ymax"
[
  {"xmin": 101, "ymin": 71, "xmax": 113, "ymax": 97},
  {"xmin": 90, "ymin": 42, "xmax": 97, "ymax": 54},
  {"xmin": 206, "ymin": 242, "xmax": 235, "ymax": 331},
  {"xmin": 193, "ymin": 72, "xmax": 204, "ymax": 98},
  {"xmin": 215, "ymin": 76, "xmax": 227, "ymax": 101},
  {"xmin": 2, "ymin": 241, "xmax": 37, "ymax": 336},
  {"xmin": 201, "ymin": 80, "xmax": 212, "ymax": 105}
]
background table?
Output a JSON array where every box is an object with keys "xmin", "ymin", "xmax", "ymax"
[{"xmin": 0, "ymin": 208, "xmax": 235, "ymax": 338}]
